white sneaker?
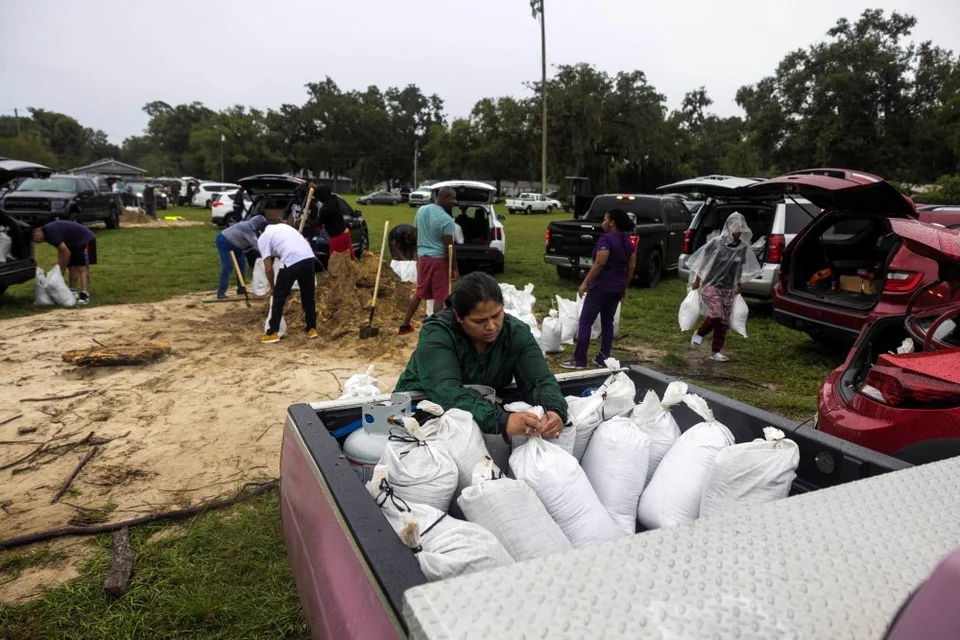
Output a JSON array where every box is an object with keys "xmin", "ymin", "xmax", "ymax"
[
  {"xmin": 690, "ymin": 334, "xmax": 703, "ymax": 349},
  {"xmin": 711, "ymin": 352, "xmax": 729, "ymax": 362}
]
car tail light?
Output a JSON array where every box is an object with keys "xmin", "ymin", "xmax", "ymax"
[
  {"xmin": 545, "ymin": 229, "xmax": 551, "ymax": 247},
  {"xmin": 682, "ymin": 229, "xmax": 693, "ymax": 255},
  {"xmin": 629, "ymin": 235, "xmax": 639, "ymax": 248},
  {"xmin": 212, "ymin": 201, "xmax": 223, "ymax": 207},
  {"xmin": 859, "ymin": 365, "xmax": 960, "ymax": 408},
  {"xmin": 493, "ymin": 228, "xmax": 502, "ymax": 241},
  {"xmin": 767, "ymin": 234, "xmax": 785, "ymax": 264},
  {"xmin": 885, "ymin": 270, "xmax": 923, "ymax": 292}
]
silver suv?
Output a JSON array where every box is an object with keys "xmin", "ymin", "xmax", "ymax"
[{"xmin": 658, "ymin": 175, "xmax": 822, "ymax": 298}]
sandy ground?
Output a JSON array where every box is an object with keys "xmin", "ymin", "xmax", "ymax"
[{"xmin": 0, "ymin": 257, "xmax": 419, "ymax": 600}]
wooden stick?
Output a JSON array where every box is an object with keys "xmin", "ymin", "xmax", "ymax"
[
  {"xmin": 370, "ymin": 220, "xmax": 390, "ymax": 310},
  {"xmin": 0, "ymin": 413, "xmax": 24, "ymax": 426},
  {"xmin": 51, "ymin": 446, "xmax": 98, "ymax": 504},
  {"xmin": 20, "ymin": 390, "xmax": 90, "ymax": 403},
  {"xmin": 228, "ymin": 252, "xmax": 250, "ymax": 307},
  {"xmin": 0, "ymin": 480, "xmax": 278, "ymax": 550},
  {"xmin": 297, "ymin": 186, "xmax": 316, "ymax": 233},
  {"xmin": 447, "ymin": 243, "xmax": 454, "ymax": 293},
  {"xmin": 102, "ymin": 528, "xmax": 136, "ymax": 596}
]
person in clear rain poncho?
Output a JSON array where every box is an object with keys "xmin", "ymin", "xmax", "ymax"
[{"xmin": 687, "ymin": 212, "xmax": 761, "ymax": 361}]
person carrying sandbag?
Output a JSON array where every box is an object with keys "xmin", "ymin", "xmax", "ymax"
[
  {"xmin": 33, "ymin": 220, "xmax": 97, "ymax": 305},
  {"xmin": 686, "ymin": 213, "xmax": 761, "ymax": 362}
]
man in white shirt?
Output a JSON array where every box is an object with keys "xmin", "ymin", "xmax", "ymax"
[{"xmin": 257, "ymin": 221, "xmax": 318, "ymax": 343}]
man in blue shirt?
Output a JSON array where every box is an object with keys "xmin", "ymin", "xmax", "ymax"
[{"xmin": 399, "ymin": 187, "xmax": 457, "ymax": 335}]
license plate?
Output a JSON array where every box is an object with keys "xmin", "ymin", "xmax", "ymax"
[{"xmin": 579, "ymin": 257, "xmax": 593, "ymax": 267}]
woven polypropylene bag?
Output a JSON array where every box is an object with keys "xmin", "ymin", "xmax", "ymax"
[{"xmin": 581, "ymin": 417, "xmax": 651, "ymax": 534}]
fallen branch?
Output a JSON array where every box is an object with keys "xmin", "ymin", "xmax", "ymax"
[
  {"xmin": 51, "ymin": 446, "xmax": 99, "ymax": 504},
  {"xmin": 17, "ymin": 425, "xmax": 37, "ymax": 435},
  {"xmin": 0, "ymin": 413, "xmax": 24, "ymax": 426},
  {"xmin": 102, "ymin": 528, "xmax": 135, "ymax": 596},
  {"xmin": 0, "ymin": 480, "xmax": 279, "ymax": 550},
  {"xmin": 0, "ymin": 444, "xmax": 46, "ymax": 471},
  {"xmin": 62, "ymin": 342, "xmax": 171, "ymax": 367},
  {"xmin": 20, "ymin": 390, "xmax": 91, "ymax": 403}
]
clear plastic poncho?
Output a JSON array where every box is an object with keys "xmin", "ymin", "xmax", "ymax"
[{"xmin": 686, "ymin": 213, "xmax": 762, "ymax": 321}]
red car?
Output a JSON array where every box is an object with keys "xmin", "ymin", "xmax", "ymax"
[
  {"xmin": 816, "ymin": 220, "xmax": 960, "ymax": 458},
  {"xmin": 758, "ymin": 169, "xmax": 960, "ymax": 344}
]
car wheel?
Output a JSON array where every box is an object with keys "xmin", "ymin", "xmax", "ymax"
[
  {"xmin": 68, "ymin": 210, "xmax": 81, "ymax": 223},
  {"xmin": 392, "ymin": 200, "xmax": 399, "ymax": 206},
  {"xmin": 547, "ymin": 206, "xmax": 554, "ymax": 214},
  {"xmin": 526, "ymin": 206, "xmax": 533, "ymax": 215},
  {"xmin": 105, "ymin": 205, "xmax": 120, "ymax": 230},
  {"xmin": 557, "ymin": 266, "xmax": 575, "ymax": 280},
  {"xmin": 205, "ymin": 199, "xmax": 212, "ymax": 209},
  {"xmin": 638, "ymin": 250, "xmax": 662, "ymax": 288},
  {"xmin": 359, "ymin": 226, "xmax": 370, "ymax": 255},
  {"xmin": 223, "ymin": 212, "xmax": 240, "ymax": 227},
  {"xmin": 508, "ymin": 209, "xmax": 516, "ymax": 215}
]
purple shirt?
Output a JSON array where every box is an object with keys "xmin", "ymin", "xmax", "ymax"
[
  {"xmin": 42, "ymin": 220, "xmax": 95, "ymax": 248},
  {"xmin": 590, "ymin": 231, "xmax": 634, "ymax": 294}
]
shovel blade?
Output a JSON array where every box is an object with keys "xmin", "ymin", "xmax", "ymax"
[{"xmin": 359, "ymin": 325, "xmax": 380, "ymax": 339}]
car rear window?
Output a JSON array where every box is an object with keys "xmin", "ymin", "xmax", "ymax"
[
  {"xmin": 784, "ymin": 202, "xmax": 822, "ymax": 233},
  {"xmin": 918, "ymin": 314, "xmax": 960, "ymax": 348},
  {"xmin": 586, "ymin": 196, "xmax": 661, "ymax": 224}
]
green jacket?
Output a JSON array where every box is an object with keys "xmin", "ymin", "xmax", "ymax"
[{"xmin": 395, "ymin": 309, "xmax": 568, "ymax": 435}]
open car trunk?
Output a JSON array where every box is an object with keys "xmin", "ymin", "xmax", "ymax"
[
  {"xmin": 455, "ymin": 206, "xmax": 493, "ymax": 247},
  {"xmin": 690, "ymin": 200, "xmax": 777, "ymax": 262},
  {"xmin": 788, "ymin": 213, "xmax": 900, "ymax": 310}
]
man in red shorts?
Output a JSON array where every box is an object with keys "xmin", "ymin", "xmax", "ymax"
[{"xmin": 399, "ymin": 187, "xmax": 457, "ymax": 335}]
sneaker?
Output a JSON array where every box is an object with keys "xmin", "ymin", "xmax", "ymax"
[
  {"xmin": 711, "ymin": 352, "xmax": 729, "ymax": 362},
  {"xmin": 78, "ymin": 292, "xmax": 90, "ymax": 305},
  {"xmin": 593, "ymin": 354, "xmax": 607, "ymax": 368},
  {"xmin": 306, "ymin": 328, "xmax": 318, "ymax": 339},
  {"xmin": 560, "ymin": 360, "xmax": 586, "ymax": 370},
  {"xmin": 398, "ymin": 324, "xmax": 415, "ymax": 336},
  {"xmin": 690, "ymin": 334, "xmax": 703, "ymax": 349},
  {"xmin": 217, "ymin": 293, "xmax": 229, "ymax": 300},
  {"xmin": 261, "ymin": 332, "xmax": 281, "ymax": 344}
]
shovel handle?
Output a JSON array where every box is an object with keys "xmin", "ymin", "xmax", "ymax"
[
  {"xmin": 369, "ymin": 221, "xmax": 390, "ymax": 311},
  {"xmin": 297, "ymin": 186, "xmax": 316, "ymax": 233}
]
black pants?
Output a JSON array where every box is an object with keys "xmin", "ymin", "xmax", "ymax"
[{"xmin": 269, "ymin": 258, "xmax": 316, "ymax": 334}]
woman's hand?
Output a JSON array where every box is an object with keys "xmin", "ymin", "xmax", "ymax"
[
  {"xmin": 577, "ymin": 283, "xmax": 588, "ymax": 297},
  {"xmin": 691, "ymin": 277, "xmax": 701, "ymax": 290},
  {"xmin": 505, "ymin": 412, "xmax": 543, "ymax": 437},
  {"xmin": 539, "ymin": 411, "xmax": 564, "ymax": 439},
  {"xmin": 736, "ymin": 282, "xmax": 742, "ymax": 294},
  {"xmin": 621, "ymin": 291, "xmax": 628, "ymax": 303}
]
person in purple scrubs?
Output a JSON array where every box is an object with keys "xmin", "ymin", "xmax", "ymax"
[{"xmin": 562, "ymin": 208, "xmax": 636, "ymax": 369}]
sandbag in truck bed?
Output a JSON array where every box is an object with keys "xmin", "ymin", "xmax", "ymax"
[
  {"xmin": 378, "ymin": 425, "xmax": 458, "ymax": 513},
  {"xmin": 631, "ymin": 381, "xmax": 689, "ymax": 484},
  {"xmin": 580, "ymin": 416, "xmax": 651, "ymax": 534}
]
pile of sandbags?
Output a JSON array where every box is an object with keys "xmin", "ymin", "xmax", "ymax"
[
  {"xmin": 500, "ymin": 283, "xmax": 540, "ymax": 340},
  {"xmin": 33, "ymin": 267, "xmax": 76, "ymax": 307},
  {"xmin": 410, "ymin": 402, "xmax": 499, "ymax": 497}
]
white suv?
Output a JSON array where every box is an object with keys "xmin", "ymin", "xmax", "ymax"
[
  {"xmin": 659, "ymin": 175, "xmax": 822, "ymax": 298},
  {"xmin": 408, "ymin": 188, "xmax": 432, "ymax": 208},
  {"xmin": 191, "ymin": 182, "xmax": 240, "ymax": 208},
  {"xmin": 430, "ymin": 180, "xmax": 506, "ymax": 274}
]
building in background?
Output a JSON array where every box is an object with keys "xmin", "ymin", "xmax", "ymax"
[{"xmin": 68, "ymin": 158, "xmax": 147, "ymax": 178}]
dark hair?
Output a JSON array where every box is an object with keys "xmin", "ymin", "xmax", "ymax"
[
  {"xmin": 317, "ymin": 184, "xmax": 332, "ymax": 200},
  {"xmin": 448, "ymin": 272, "xmax": 504, "ymax": 316},
  {"xmin": 606, "ymin": 207, "xmax": 634, "ymax": 232}
]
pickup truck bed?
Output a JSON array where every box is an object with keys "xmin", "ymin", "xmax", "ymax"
[{"xmin": 279, "ymin": 365, "xmax": 938, "ymax": 639}]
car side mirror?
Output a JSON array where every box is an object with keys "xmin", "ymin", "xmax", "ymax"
[
  {"xmin": 353, "ymin": 209, "xmax": 361, "ymax": 217},
  {"xmin": 497, "ymin": 214, "xmax": 505, "ymax": 222}
]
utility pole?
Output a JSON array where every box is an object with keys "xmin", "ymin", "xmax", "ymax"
[
  {"xmin": 13, "ymin": 108, "xmax": 22, "ymax": 137},
  {"xmin": 531, "ymin": 0, "xmax": 547, "ymax": 195},
  {"xmin": 219, "ymin": 132, "xmax": 225, "ymax": 182},
  {"xmin": 413, "ymin": 142, "xmax": 419, "ymax": 188}
]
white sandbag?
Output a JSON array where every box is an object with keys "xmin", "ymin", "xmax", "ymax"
[
  {"xmin": 34, "ymin": 267, "xmax": 54, "ymax": 306},
  {"xmin": 457, "ymin": 458, "xmax": 571, "ymax": 561},
  {"xmin": 678, "ymin": 289, "xmax": 702, "ymax": 331},
  {"xmin": 539, "ymin": 309, "xmax": 563, "ymax": 354},
  {"xmin": 0, "ymin": 228, "xmax": 13, "ymax": 264},
  {"xmin": 510, "ymin": 437, "xmax": 623, "ymax": 548},
  {"xmin": 379, "ymin": 429, "xmax": 459, "ymax": 513},
  {"xmin": 637, "ymin": 395, "xmax": 735, "ymax": 529},
  {"xmin": 580, "ymin": 417, "xmax": 652, "ymax": 534},
  {"xmin": 368, "ymin": 469, "xmax": 513, "ymax": 581},
  {"xmin": 700, "ymin": 427, "xmax": 799, "ymax": 518},
  {"xmin": 45, "ymin": 267, "xmax": 76, "ymax": 307},
  {"xmin": 730, "ymin": 294, "xmax": 749, "ymax": 338},
  {"xmin": 567, "ymin": 393, "xmax": 606, "ymax": 461},
  {"xmin": 596, "ymin": 359, "xmax": 636, "ymax": 419},
  {"xmin": 413, "ymin": 407, "xmax": 498, "ymax": 495},
  {"xmin": 631, "ymin": 381, "xmax": 689, "ymax": 484},
  {"xmin": 390, "ymin": 260, "xmax": 417, "ymax": 283},
  {"xmin": 504, "ymin": 402, "xmax": 576, "ymax": 455},
  {"xmin": 500, "ymin": 283, "xmax": 536, "ymax": 318},
  {"xmin": 339, "ymin": 364, "xmax": 381, "ymax": 399},
  {"xmin": 251, "ymin": 258, "xmax": 268, "ymax": 296},
  {"xmin": 264, "ymin": 306, "xmax": 287, "ymax": 338},
  {"xmin": 556, "ymin": 295, "xmax": 578, "ymax": 344}
]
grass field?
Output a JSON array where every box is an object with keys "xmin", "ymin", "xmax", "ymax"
[{"xmin": 0, "ymin": 197, "xmax": 843, "ymax": 637}]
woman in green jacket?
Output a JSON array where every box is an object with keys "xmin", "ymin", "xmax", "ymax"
[{"xmin": 396, "ymin": 272, "xmax": 568, "ymax": 441}]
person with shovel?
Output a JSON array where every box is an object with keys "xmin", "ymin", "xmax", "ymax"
[
  {"xmin": 215, "ymin": 214, "xmax": 267, "ymax": 300},
  {"xmin": 257, "ymin": 219, "xmax": 318, "ymax": 344}
]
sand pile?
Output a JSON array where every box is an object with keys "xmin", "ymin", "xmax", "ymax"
[{"xmin": 117, "ymin": 209, "xmax": 203, "ymax": 228}]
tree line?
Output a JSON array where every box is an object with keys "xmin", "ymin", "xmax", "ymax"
[{"xmin": 1, "ymin": 10, "xmax": 958, "ymax": 201}]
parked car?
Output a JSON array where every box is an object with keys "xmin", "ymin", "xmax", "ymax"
[
  {"xmin": 544, "ymin": 193, "xmax": 691, "ymax": 287},
  {"xmin": 431, "ymin": 180, "xmax": 505, "ymax": 274},
  {"xmin": 408, "ymin": 188, "xmax": 432, "ymax": 208},
  {"xmin": 506, "ymin": 192, "xmax": 562, "ymax": 214},
  {"xmin": 211, "ymin": 190, "xmax": 251, "ymax": 226},
  {"xmin": 357, "ymin": 190, "xmax": 402, "ymax": 206},
  {"xmin": 0, "ymin": 159, "xmax": 51, "ymax": 296},
  {"xmin": 659, "ymin": 175, "xmax": 823, "ymax": 298},
  {"xmin": 398, "ymin": 187, "xmax": 410, "ymax": 203},
  {"xmin": 237, "ymin": 174, "xmax": 369, "ymax": 269},
  {"xmin": 118, "ymin": 180, "xmax": 168, "ymax": 210},
  {"xmin": 816, "ymin": 220, "xmax": 960, "ymax": 459},
  {"xmin": 753, "ymin": 168, "xmax": 960, "ymax": 344},
  {"xmin": 1, "ymin": 173, "xmax": 120, "ymax": 228},
  {"xmin": 191, "ymin": 182, "xmax": 240, "ymax": 208}
]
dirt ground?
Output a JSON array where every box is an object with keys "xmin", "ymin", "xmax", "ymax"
[{"xmin": 0, "ymin": 252, "xmax": 420, "ymax": 601}]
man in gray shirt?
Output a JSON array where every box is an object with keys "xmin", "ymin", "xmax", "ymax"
[{"xmin": 215, "ymin": 215, "xmax": 267, "ymax": 299}]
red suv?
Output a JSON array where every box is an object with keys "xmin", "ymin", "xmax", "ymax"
[
  {"xmin": 756, "ymin": 169, "xmax": 960, "ymax": 344},
  {"xmin": 815, "ymin": 220, "xmax": 960, "ymax": 459}
]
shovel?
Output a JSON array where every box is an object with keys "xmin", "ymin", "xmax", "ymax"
[
  {"xmin": 297, "ymin": 186, "xmax": 316, "ymax": 234},
  {"xmin": 360, "ymin": 221, "xmax": 390, "ymax": 339},
  {"xmin": 229, "ymin": 252, "xmax": 251, "ymax": 307}
]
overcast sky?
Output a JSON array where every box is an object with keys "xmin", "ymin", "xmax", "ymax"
[{"xmin": 2, "ymin": 0, "xmax": 958, "ymax": 144}]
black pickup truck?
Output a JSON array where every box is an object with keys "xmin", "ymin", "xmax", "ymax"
[
  {"xmin": 0, "ymin": 173, "xmax": 120, "ymax": 228},
  {"xmin": 543, "ymin": 194, "xmax": 692, "ymax": 287},
  {"xmin": 0, "ymin": 159, "xmax": 52, "ymax": 296}
]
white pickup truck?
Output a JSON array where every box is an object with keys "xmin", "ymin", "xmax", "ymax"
[{"xmin": 505, "ymin": 192, "xmax": 561, "ymax": 214}]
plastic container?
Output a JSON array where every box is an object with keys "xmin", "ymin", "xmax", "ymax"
[{"xmin": 343, "ymin": 392, "xmax": 413, "ymax": 466}]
